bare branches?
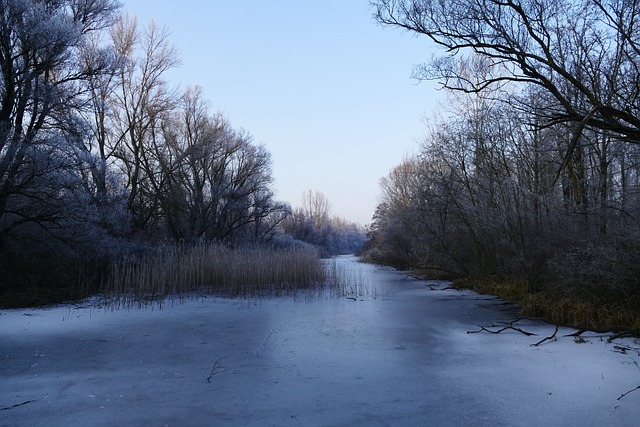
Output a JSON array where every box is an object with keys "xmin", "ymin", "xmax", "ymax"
[
  {"xmin": 531, "ymin": 324, "xmax": 559, "ymax": 347},
  {"xmin": 617, "ymin": 385, "xmax": 640, "ymax": 401},
  {"xmin": 0, "ymin": 395, "xmax": 47, "ymax": 411},
  {"xmin": 468, "ymin": 319, "xmax": 538, "ymax": 337},
  {"xmin": 372, "ymin": 0, "xmax": 640, "ymax": 144},
  {"xmin": 565, "ymin": 328, "xmax": 637, "ymax": 343},
  {"xmin": 207, "ymin": 357, "xmax": 227, "ymax": 383},
  {"xmin": 109, "ymin": 14, "xmax": 180, "ymax": 229}
]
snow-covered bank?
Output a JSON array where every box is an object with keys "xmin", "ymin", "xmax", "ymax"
[{"xmin": 1, "ymin": 256, "xmax": 639, "ymax": 426}]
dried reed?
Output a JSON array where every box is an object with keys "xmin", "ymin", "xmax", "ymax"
[{"xmin": 100, "ymin": 243, "xmax": 327, "ymax": 308}]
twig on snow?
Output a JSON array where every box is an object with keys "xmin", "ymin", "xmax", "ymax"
[
  {"xmin": 617, "ymin": 385, "xmax": 640, "ymax": 401},
  {"xmin": 607, "ymin": 331, "xmax": 635, "ymax": 343},
  {"xmin": 0, "ymin": 395, "xmax": 46, "ymax": 411},
  {"xmin": 207, "ymin": 357, "xmax": 227, "ymax": 383},
  {"xmin": 613, "ymin": 345, "xmax": 630, "ymax": 354},
  {"xmin": 468, "ymin": 321, "xmax": 537, "ymax": 337},
  {"xmin": 564, "ymin": 328, "xmax": 635, "ymax": 343},
  {"xmin": 531, "ymin": 324, "xmax": 560, "ymax": 347}
]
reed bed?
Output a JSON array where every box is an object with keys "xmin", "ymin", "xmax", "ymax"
[
  {"xmin": 322, "ymin": 259, "xmax": 388, "ymax": 300},
  {"xmin": 100, "ymin": 243, "xmax": 327, "ymax": 308}
]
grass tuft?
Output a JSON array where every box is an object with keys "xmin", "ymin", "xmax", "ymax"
[{"xmin": 452, "ymin": 277, "xmax": 640, "ymax": 335}]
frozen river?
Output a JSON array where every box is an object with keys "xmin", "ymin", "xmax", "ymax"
[{"xmin": 1, "ymin": 255, "xmax": 639, "ymax": 426}]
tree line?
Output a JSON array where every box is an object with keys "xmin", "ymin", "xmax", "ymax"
[
  {"xmin": 0, "ymin": 0, "xmax": 364, "ymax": 302},
  {"xmin": 363, "ymin": 0, "xmax": 640, "ymax": 300},
  {"xmin": 281, "ymin": 190, "xmax": 366, "ymax": 257}
]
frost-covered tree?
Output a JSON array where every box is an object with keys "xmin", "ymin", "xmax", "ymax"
[
  {"xmin": 365, "ymin": 86, "xmax": 640, "ymax": 290},
  {"xmin": 108, "ymin": 14, "xmax": 179, "ymax": 230},
  {"xmin": 158, "ymin": 87, "xmax": 286, "ymax": 243},
  {"xmin": 367, "ymin": 0, "xmax": 640, "ymax": 294},
  {"xmin": 76, "ymin": 28, "xmax": 122, "ymax": 206},
  {"xmin": 0, "ymin": 0, "xmax": 123, "ymax": 294},
  {"xmin": 0, "ymin": 0, "xmax": 120, "ymax": 238}
]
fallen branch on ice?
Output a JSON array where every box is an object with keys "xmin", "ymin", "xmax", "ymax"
[
  {"xmin": 617, "ymin": 385, "xmax": 640, "ymax": 401},
  {"xmin": 531, "ymin": 325, "xmax": 560, "ymax": 347},
  {"xmin": 207, "ymin": 357, "xmax": 227, "ymax": 383},
  {"xmin": 0, "ymin": 395, "xmax": 46, "ymax": 411},
  {"xmin": 468, "ymin": 319, "xmax": 537, "ymax": 337},
  {"xmin": 564, "ymin": 328, "xmax": 636, "ymax": 343}
]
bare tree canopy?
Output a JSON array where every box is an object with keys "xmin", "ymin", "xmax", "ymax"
[
  {"xmin": 373, "ymin": 0, "xmax": 640, "ymax": 144},
  {"xmin": 0, "ymin": 0, "xmax": 121, "ymax": 236}
]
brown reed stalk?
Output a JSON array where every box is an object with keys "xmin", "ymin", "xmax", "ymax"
[{"xmin": 99, "ymin": 243, "xmax": 328, "ymax": 308}]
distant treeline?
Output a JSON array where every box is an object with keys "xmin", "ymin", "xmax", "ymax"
[
  {"xmin": 0, "ymin": 1, "xmax": 364, "ymax": 306},
  {"xmin": 281, "ymin": 190, "xmax": 366, "ymax": 257}
]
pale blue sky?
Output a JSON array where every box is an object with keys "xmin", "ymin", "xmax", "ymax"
[{"xmin": 121, "ymin": 1, "xmax": 440, "ymax": 224}]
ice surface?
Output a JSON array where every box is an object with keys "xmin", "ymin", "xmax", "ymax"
[{"xmin": 1, "ymin": 256, "xmax": 639, "ymax": 426}]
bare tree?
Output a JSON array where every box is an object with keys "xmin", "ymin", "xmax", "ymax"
[
  {"xmin": 0, "ymin": 0, "xmax": 120, "ymax": 241},
  {"xmin": 158, "ymin": 87, "xmax": 283, "ymax": 243},
  {"xmin": 301, "ymin": 190, "xmax": 331, "ymax": 229},
  {"xmin": 76, "ymin": 30, "xmax": 122, "ymax": 204},
  {"xmin": 109, "ymin": 14, "xmax": 179, "ymax": 229},
  {"xmin": 373, "ymin": 0, "xmax": 640, "ymax": 144}
]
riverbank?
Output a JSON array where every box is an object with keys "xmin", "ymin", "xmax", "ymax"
[{"xmin": 451, "ymin": 276, "xmax": 640, "ymax": 337}]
